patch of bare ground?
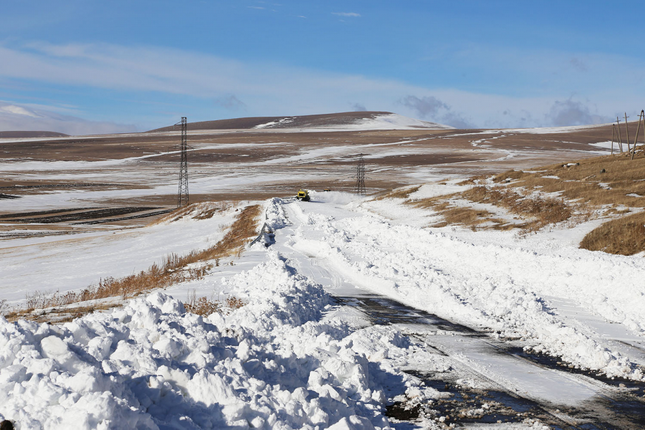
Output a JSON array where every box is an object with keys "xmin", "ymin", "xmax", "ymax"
[{"xmin": 4, "ymin": 203, "xmax": 262, "ymax": 322}]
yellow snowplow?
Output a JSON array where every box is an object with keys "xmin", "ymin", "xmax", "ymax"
[{"xmin": 296, "ymin": 189, "xmax": 310, "ymax": 201}]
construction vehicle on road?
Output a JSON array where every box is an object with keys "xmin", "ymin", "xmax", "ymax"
[{"xmin": 296, "ymin": 189, "xmax": 310, "ymax": 201}]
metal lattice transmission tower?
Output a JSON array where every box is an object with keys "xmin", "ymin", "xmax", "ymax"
[
  {"xmin": 355, "ymin": 153, "xmax": 366, "ymax": 195},
  {"xmin": 177, "ymin": 117, "xmax": 189, "ymax": 207}
]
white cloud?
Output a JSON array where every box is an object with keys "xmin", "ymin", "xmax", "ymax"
[
  {"xmin": 546, "ymin": 98, "xmax": 610, "ymax": 126},
  {"xmin": 0, "ymin": 101, "xmax": 136, "ymax": 135},
  {"xmin": 332, "ymin": 12, "xmax": 361, "ymax": 17},
  {"xmin": 0, "ymin": 41, "xmax": 641, "ymax": 130}
]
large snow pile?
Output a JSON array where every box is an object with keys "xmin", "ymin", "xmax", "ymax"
[{"xmin": 0, "ymin": 253, "xmax": 431, "ymax": 429}]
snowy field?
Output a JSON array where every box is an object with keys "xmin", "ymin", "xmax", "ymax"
[
  {"xmin": 2, "ymin": 117, "xmax": 643, "ymax": 429},
  {"xmin": 2, "ymin": 188, "xmax": 645, "ymax": 428}
]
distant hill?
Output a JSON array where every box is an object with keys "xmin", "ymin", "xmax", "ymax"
[
  {"xmin": 0, "ymin": 131, "xmax": 69, "ymax": 139},
  {"xmin": 148, "ymin": 111, "xmax": 453, "ymax": 132}
]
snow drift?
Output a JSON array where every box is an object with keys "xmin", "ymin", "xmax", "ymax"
[{"xmin": 0, "ymin": 253, "xmax": 427, "ymax": 429}]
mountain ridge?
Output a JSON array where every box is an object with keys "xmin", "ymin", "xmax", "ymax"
[{"xmin": 147, "ymin": 111, "xmax": 452, "ymax": 133}]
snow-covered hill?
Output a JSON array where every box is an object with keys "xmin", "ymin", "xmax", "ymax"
[
  {"xmin": 149, "ymin": 111, "xmax": 452, "ymax": 133},
  {"xmin": 253, "ymin": 112, "xmax": 453, "ymax": 131}
]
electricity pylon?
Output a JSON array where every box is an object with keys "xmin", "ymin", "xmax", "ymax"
[
  {"xmin": 177, "ymin": 117, "xmax": 189, "ymax": 207},
  {"xmin": 355, "ymin": 153, "xmax": 366, "ymax": 195}
]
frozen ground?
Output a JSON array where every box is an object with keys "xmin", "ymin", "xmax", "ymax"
[{"xmin": 2, "ymin": 188, "xmax": 645, "ymax": 429}]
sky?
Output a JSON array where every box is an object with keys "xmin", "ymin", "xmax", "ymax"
[{"xmin": 0, "ymin": 0, "xmax": 644, "ymax": 134}]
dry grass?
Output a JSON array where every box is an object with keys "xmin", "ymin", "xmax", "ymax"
[
  {"xmin": 373, "ymin": 185, "xmax": 421, "ymax": 201},
  {"xmin": 150, "ymin": 201, "xmax": 233, "ymax": 225},
  {"xmin": 580, "ymin": 211, "xmax": 645, "ymax": 255},
  {"xmin": 422, "ymin": 152, "xmax": 645, "ymax": 253},
  {"xmin": 493, "ymin": 152, "xmax": 645, "ymax": 208},
  {"xmin": 462, "ymin": 186, "xmax": 573, "ymax": 231},
  {"xmin": 7, "ymin": 204, "xmax": 262, "ymax": 322},
  {"xmin": 488, "ymin": 152, "xmax": 645, "ymax": 253},
  {"xmin": 408, "ymin": 185, "xmax": 573, "ymax": 232},
  {"xmin": 433, "ymin": 206, "xmax": 512, "ymax": 230},
  {"xmin": 4, "ymin": 302, "xmax": 118, "ymax": 324},
  {"xmin": 182, "ymin": 291, "xmax": 246, "ymax": 316}
]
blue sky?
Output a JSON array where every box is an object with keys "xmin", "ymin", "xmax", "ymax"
[{"xmin": 1, "ymin": 1, "xmax": 644, "ymax": 133}]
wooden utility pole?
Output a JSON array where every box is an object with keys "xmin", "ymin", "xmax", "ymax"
[
  {"xmin": 624, "ymin": 113, "xmax": 631, "ymax": 153},
  {"xmin": 617, "ymin": 117, "xmax": 624, "ymax": 152},
  {"xmin": 633, "ymin": 110, "xmax": 645, "ymax": 160},
  {"xmin": 611, "ymin": 124, "xmax": 616, "ymax": 155}
]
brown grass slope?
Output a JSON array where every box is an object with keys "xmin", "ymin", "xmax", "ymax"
[
  {"xmin": 580, "ymin": 212, "xmax": 645, "ymax": 255},
  {"xmin": 497, "ymin": 151, "xmax": 645, "ymax": 254},
  {"xmin": 397, "ymin": 149, "xmax": 645, "ymax": 254},
  {"xmin": 148, "ymin": 111, "xmax": 396, "ymax": 132}
]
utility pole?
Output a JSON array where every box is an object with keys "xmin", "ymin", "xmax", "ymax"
[
  {"xmin": 617, "ymin": 117, "xmax": 623, "ymax": 153},
  {"xmin": 355, "ymin": 153, "xmax": 366, "ymax": 195},
  {"xmin": 611, "ymin": 124, "xmax": 616, "ymax": 155},
  {"xmin": 624, "ymin": 113, "xmax": 631, "ymax": 153},
  {"xmin": 177, "ymin": 117, "xmax": 189, "ymax": 207},
  {"xmin": 632, "ymin": 110, "xmax": 645, "ymax": 160}
]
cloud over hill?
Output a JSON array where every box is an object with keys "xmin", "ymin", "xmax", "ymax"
[{"xmin": 0, "ymin": 101, "xmax": 136, "ymax": 136}]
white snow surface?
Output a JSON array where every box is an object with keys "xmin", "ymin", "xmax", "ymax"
[
  {"xmin": 1, "ymin": 253, "xmax": 429, "ymax": 429},
  {"xmin": 254, "ymin": 113, "xmax": 453, "ymax": 131},
  {"xmin": 2, "ymin": 191, "xmax": 645, "ymax": 428}
]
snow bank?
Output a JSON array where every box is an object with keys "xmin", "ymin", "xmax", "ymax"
[
  {"xmin": 285, "ymin": 200, "xmax": 645, "ymax": 380},
  {"xmin": 0, "ymin": 252, "xmax": 430, "ymax": 429}
]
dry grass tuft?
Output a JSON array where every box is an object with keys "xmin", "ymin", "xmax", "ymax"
[
  {"xmin": 580, "ymin": 211, "xmax": 645, "ymax": 255},
  {"xmin": 462, "ymin": 186, "xmax": 572, "ymax": 231},
  {"xmin": 434, "ymin": 206, "xmax": 512, "ymax": 231},
  {"xmin": 151, "ymin": 201, "xmax": 233, "ymax": 225},
  {"xmin": 183, "ymin": 296, "xmax": 221, "ymax": 315},
  {"xmin": 373, "ymin": 185, "xmax": 421, "ymax": 201},
  {"xmin": 4, "ymin": 302, "xmax": 118, "ymax": 324},
  {"xmin": 225, "ymin": 296, "xmax": 246, "ymax": 310},
  {"xmin": 492, "ymin": 169, "xmax": 528, "ymax": 183},
  {"xmin": 182, "ymin": 291, "xmax": 246, "ymax": 316},
  {"xmin": 457, "ymin": 174, "xmax": 488, "ymax": 186},
  {"xmin": 11, "ymin": 204, "xmax": 262, "ymax": 321}
]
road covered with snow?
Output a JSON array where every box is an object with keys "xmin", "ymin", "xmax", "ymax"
[{"xmin": 2, "ymin": 190, "xmax": 645, "ymax": 428}]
